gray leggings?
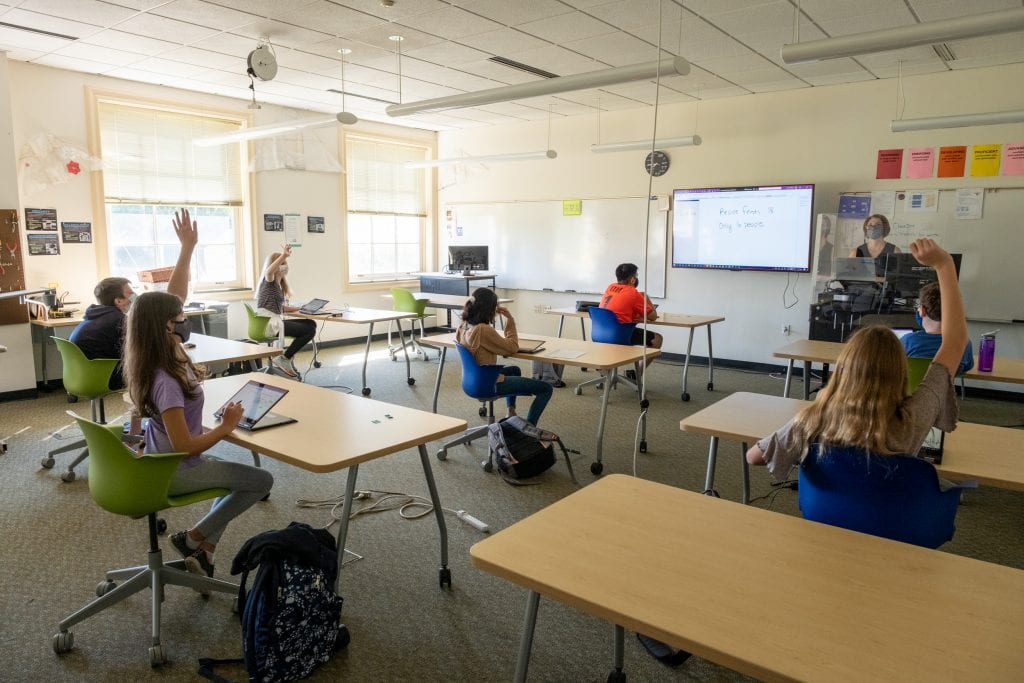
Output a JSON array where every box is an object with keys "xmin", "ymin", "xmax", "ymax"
[{"xmin": 168, "ymin": 455, "xmax": 273, "ymax": 546}]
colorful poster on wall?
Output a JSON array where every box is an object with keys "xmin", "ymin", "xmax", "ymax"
[
  {"xmin": 263, "ymin": 213, "xmax": 283, "ymax": 231},
  {"xmin": 903, "ymin": 189, "xmax": 940, "ymax": 213},
  {"xmin": 1000, "ymin": 142, "xmax": 1024, "ymax": 176},
  {"xmin": 25, "ymin": 207, "xmax": 58, "ymax": 231},
  {"xmin": 954, "ymin": 188, "xmax": 984, "ymax": 219},
  {"xmin": 875, "ymin": 149, "xmax": 903, "ymax": 179},
  {"xmin": 27, "ymin": 232, "xmax": 60, "ymax": 255},
  {"xmin": 61, "ymin": 221, "xmax": 92, "ymax": 243},
  {"xmin": 906, "ymin": 148, "xmax": 935, "ymax": 178},
  {"xmin": 837, "ymin": 194, "xmax": 871, "ymax": 218},
  {"xmin": 307, "ymin": 216, "xmax": 325, "ymax": 233},
  {"xmin": 937, "ymin": 146, "xmax": 967, "ymax": 177},
  {"xmin": 970, "ymin": 144, "xmax": 1001, "ymax": 177}
]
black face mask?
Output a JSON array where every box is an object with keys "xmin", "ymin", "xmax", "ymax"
[{"xmin": 172, "ymin": 317, "xmax": 192, "ymax": 343}]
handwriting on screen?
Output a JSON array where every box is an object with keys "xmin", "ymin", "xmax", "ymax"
[{"xmin": 717, "ymin": 203, "xmax": 773, "ymax": 233}]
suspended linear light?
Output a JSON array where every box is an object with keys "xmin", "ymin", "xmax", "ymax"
[
  {"xmin": 386, "ymin": 57, "xmax": 689, "ymax": 117},
  {"xmin": 405, "ymin": 149, "xmax": 557, "ymax": 169},
  {"xmin": 591, "ymin": 135, "xmax": 702, "ymax": 153},
  {"xmin": 193, "ymin": 112, "xmax": 358, "ymax": 147},
  {"xmin": 781, "ymin": 7, "xmax": 1024, "ymax": 64},
  {"xmin": 891, "ymin": 109, "xmax": 1024, "ymax": 132}
]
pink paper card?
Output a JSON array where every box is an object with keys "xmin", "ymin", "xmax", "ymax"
[
  {"xmin": 906, "ymin": 147, "xmax": 934, "ymax": 178},
  {"xmin": 1002, "ymin": 142, "xmax": 1024, "ymax": 176}
]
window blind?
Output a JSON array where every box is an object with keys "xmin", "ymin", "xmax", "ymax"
[
  {"xmin": 346, "ymin": 137, "xmax": 427, "ymax": 217},
  {"xmin": 98, "ymin": 101, "xmax": 243, "ymax": 205}
]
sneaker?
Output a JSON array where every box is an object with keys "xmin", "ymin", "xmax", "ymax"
[
  {"xmin": 170, "ymin": 530, "xmax": 215, "ymax": 578},
  {"xmin": 272, "ymin": 356, "xmax": 298, "ymax": 378},
  {"xmin": 625, "ymin": 369, "xmax": 638, "ymax": 381},
  {"xmin": 170, "ymin": 530, "xmax": 195, "ymax": 561}
]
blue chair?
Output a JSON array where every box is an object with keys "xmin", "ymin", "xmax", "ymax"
[
  {"xmin": 573, "ymin": 307, "xmax": 641, "ymax": 396},
  {"xmin": 436, "ymin": 344, "xmax": 526, "ymax": 463},
  {"xmin": 798, "ymin": 444, "xmax": 967, "ymax": 548}
]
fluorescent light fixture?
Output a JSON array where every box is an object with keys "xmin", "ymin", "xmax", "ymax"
[
  {"xmin": 386, "ymin": 56, "xmax": 689, "ymax": 117},
  {"xmin": 891, "ymin": 109, "xmax": 1024, "ymax": 132},
  {"xmin": 405, "ymin": 149, "xmax": 557, "ymax": 169},
  {"xmin": 781, "ymin": 7, "xmax": 1024, "ymax": 64},
  {"xmin": 193, "ymin": 112, "xmax": 358, "ymax": 147},
  {"xmin": 591, "ymin": 135, "xmax": 702, "ymax": 153}
]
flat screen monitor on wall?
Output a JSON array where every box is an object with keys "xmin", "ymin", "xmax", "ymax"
[
  {"xmin": 448, "ymin": 245, "xmax": 489, "ymax": 271},
  {"xmin": 671, "ymin": 184, "xmax": 814, "ymax": 272}
]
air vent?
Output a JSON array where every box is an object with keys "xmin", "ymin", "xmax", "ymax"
[
  {"xmin": 932, "ymin": 43, "xmax": 956, "ymax": 62},
  {"xmin": 0, "ymin": 21, "xmax": 77, "ymax": 41},
  {"xmin": 487, "ymin": 56, "xmax": 559, "ymax": 79}
]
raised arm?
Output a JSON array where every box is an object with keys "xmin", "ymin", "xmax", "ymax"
[
  {"xmin": 265, "ymin": 244, "xmax": 292, "ymax": 281},
  {"xmin": 909, "ymin": 238, "xmax": 967, "ymax": 376},
  {"xmin": 167, "ymin": 209, "xmax": 198, "ymax": 302}
]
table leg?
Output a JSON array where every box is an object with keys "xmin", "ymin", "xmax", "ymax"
[
  {"xmin": 680, "ymin": 327, "xmax": 695, "ymax": 401},
  {"xmin": 703, "ymin": 436, "xmax": 719, "ymax": 495},
  {"xmin": 431, "ymin": 346, "xmax": 447, "ymax": 413},
  {"xmin": 740, "ymin": 442, "xmax": 750, "ymax": 505},
  {"xmin": 418, "ymin": 443, "xmax": 451, "ymax": 588},
  {"xmin": 592, "ymin": 369, "xmax": 615, "ymax": 474},
  {"xmin": 580, "ymin": 318, "xmax": 589, "ymax": 371},
  {"xmin": 514, "ymin": 591, "xmax": 541, "ymax": 683},
  {"xmin": 783, "ymin": 360, "xmax": 794, "ymax": 398},
  {"xmin": 334, "ymin": 463, "xmax": 359, "ymax": 595},
  {"xmin": 360, "ymin": 322, "xmax": 374, "ymax": 396},
  {"xmin": 556, "ymin": 314, "xmax": 565, "ymax": 338},
  {"xmin": 706, "ymin": 324, "xmax": 715, "ymax": 391},
  {"xmin": 803, "ymin": 360, "xmax": 812, "ymax": 401},
  {"xmin": 395, "ymin": 318, "xmax": 412, "ymax": 386},
  {"xmin": 613, "ymin": 624, "xmax": 625, "ymax": 676}
]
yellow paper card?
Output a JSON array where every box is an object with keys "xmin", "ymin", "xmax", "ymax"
[
  {"xmin": 562, "ymin": 199, "xmax": 582, "ymax": 216},
  {"xmin": 970, "ymin": 144, "xmax": 1001, "ymax": 177}
]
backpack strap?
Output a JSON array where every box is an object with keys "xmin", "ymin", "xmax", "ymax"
[{"xmin": 197, "ymin": 657, "xmax": 245, "ymax": 683}]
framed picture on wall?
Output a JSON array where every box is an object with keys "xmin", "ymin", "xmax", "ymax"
[
  {"xmin": 307, "ymin": 216, "xmax": 325, "ymax": 233},
  {"xmin": 263, "ymin": 213, "xmax": 284, "ymax": 231},
  {"xmin": 25, "ymin": 207, "xmax": 58, "ymax": 231},
  {"xmin": 61, "ymin": 221, "xmax": 92, "ymax": 243},
  {"xmin": 28, "ymin": 232, "xmax": 60, "ymax": 255}
]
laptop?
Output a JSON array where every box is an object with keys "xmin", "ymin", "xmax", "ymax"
[
  {"xmin": 214, "ymin": 379, "xmax": 296, "ymax": 431},
  {"xmin": 918, "ymin": 427, "xmax": 945, "ymax": 465},
  {"xmin": 517, "ymin": 337, "xmax": 546, "ymax": 353},
  {"xmin": 891, "ymin": 327, "xmax": 915, "ymax": 340},
  {"xmin": 298, "ymin": 298, "xmax": 329, "ymax": 315},
  {"xmin": 834, "ymin": 257, "xmax": 877, "ymax": 281}
]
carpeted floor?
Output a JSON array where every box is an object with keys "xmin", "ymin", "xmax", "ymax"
[{"xmin": 1, "ymin": 340, "xmax": 1021, "ymax": 682}]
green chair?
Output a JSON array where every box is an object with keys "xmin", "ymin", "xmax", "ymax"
[
  {"xmin": 52, "ymin": 413, "xmax": 237, "ymax": 667},
  {"xmin": 907, "ymin": 356, "xmax": 966, "ymax": 398},
  {"xmin": 42, "ymin": 338, "xmax": 120, "ymax": 482},
  {"xmin": 388, "ymin": 288, "xmax": 436, "ymax": 361},
  {"xmin": 243, "ymin": 302, "xmax": 320, "ymax": 378}
]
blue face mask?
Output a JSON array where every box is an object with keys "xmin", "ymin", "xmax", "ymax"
[{"xmin": 865, "ymin": 226, "xmax": 884, "ymax": 240}]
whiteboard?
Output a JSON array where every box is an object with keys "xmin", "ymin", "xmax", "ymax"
[
  {"xmin": 834, "ymin": 188, "xmax": 1024, "ymax": 321},
  {"xmin": 442, "ymin": 197, "xmax": 668, "ymax": 298}
]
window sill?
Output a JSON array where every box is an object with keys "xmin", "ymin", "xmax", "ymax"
[{"xmin": 345, "ymin": 278, "xmax": 420, "ymax": 293}]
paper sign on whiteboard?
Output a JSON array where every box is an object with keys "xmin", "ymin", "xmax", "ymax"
[
  {"xmin": 954, "ymin": 188, "xmax": 984, "ymax": 219},
  {"xmin": 284, "ymin": 212, "xmax": 302, "ymax": 246},
  {"xmin": 903, "ymin": 190, "xmax": 939, "ymax": 213}
]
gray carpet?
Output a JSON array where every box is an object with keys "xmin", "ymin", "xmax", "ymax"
[{"xmin": 2, "ymin": 341, "xmax": 1022, "ymax": 682}]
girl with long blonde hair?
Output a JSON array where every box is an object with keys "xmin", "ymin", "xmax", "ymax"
[
  {"xmin": 747, "ymin": 238, "xmax": 967, "ymax": 479},
  {"xmin": 256, "ymin": 244, "xmax": 316, "ymax": 378}
]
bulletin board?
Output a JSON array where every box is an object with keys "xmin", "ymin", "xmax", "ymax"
[{"xmin": 0, "ymin": 209, "xmax": 28, "ymax": 325}]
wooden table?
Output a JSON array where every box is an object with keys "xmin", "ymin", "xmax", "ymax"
[
  {"xmin": 773, "ymin": 338, "xmax": 845, "ymax": 399},
  {"xmin": 546, "ymin": 307, "xmax": 725, "ymax": 401},
  {"xmin": 291, "ymin": 307, "xmax": 418, "ymax": 396},
  {"xmin": 471, "ymin": 474, "xmax": 1024, "ymax": 682},
  {"xmin": 421, "ymin": 331, "xmax": 659, "ymax": 475},
  {"xmin": 965, "ymin": 355, "xmax": 1024, "ymax": 384},
  {"xmin": 201, "ymin": 373, "xmax": 466, "ymax": 592},
  {"xmin": 681, "ymin": 391, "xmax": 1024, "ymax": 500},
  {"xmin": 381, "ymin": 291, "xmax": 514, "ymax": 331},
  {"xmin": 186, "ymin": 333, "xmax": 280, "ymax": 368}
]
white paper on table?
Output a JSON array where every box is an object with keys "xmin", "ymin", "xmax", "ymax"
[{"xmin": 548, "ymin": 349, "xmax": 585, "ymax": 360}]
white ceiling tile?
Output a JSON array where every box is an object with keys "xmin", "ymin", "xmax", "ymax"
[
  {"xmin": 53, "ymin": 41, "xmax": 143, "ymax": 66},
  {"xmin": 270, "ymin": 0, "xmax": 386, "ymax": 35},
  {"xmin": 817, "ymin": 8, "xmax": 919, "ymax": 37},
  {"xmin": 231, "ymin": 20, "xmax": 334, "ymax": 50},
  {"xmin": 194, "ymin": 0, "xmax": 321, "ymax": 19},
  {"xmin": 19, "ymin": 0, "xmax": 137, "ymax": 27},
  {"xmin": 503, "ymin": 44, "xmax": 607, "ymax": 76},
  {"xmin": 458, "ymin": 27, "xmax": 550, "ymax": 56},
  {"xmin": 705, "ymin": 1, "xmax": 795, "ymax": 37},
  {"xmin": 584, "ymin": 0, "xmax": 682, "ymax": 31},
  {"xmin": 950, "ymin": 34, "xmax": 1024, "ymax": 60},
  {"xmin": 786, "ymin": 58, "xmax": 873, "ymax": 79},
  {"xmin": 563, "ymin": 31, "xmax": 659, "ymax": 66},
  {"xmin": 397, "ymin": 5, "xmax": 503, "ymax": 40},
  {"xmin": 189, "ymin": 30, "xmax": 257, "ymax": 56},
  {"xmin": 338, "ymin": 23, "xmax": 446, "ymax": 52},
  {"xmin": 80, "ymin": 28, "xmax": 180, "ymax": 55},
  {"xmin": 517, "ymin": 10, "xmax": 614, "ymax": 43},
  {"xmin": 114, "ymin": 12, "xmax": 221, "ymax": 44},
  {"xmin": 800, "ymin": 72, "xmax": 878, "ymax": 87},
  {"xmin": 948, "ymin": 53, "xmax": 1024, "ymax": 70},
  {"xmin": 696, "ymin": 51, "xmax": 775, "ymax": 74},
  {"xmin": 684, "ymin": 0, "xmax": 791, "ymax": 17},
  {"xmin": 729, "ymin": 66, "xmax": 804, "ymax": 87},
  {"xmin": 697, "ymin": 84, "xmax": 753, "ymax": 99},
  {"xmin": 403, "ymin": 41, "xmax": 492, "ymax": 66},
  {"xmin": 2, "ymin": 47, "xmax": 46, "ymax": 60},
  {"xmin": 453, "ymin": 59, "xmax": 540, "ymax": 84},
  {"xmin": 162, "ymin": 45, "xmax": 243, "ymax": 70},
  {"xmin": 453, "ymin": 0, "xmax": 570, "ymax": 26},
  {"xmin": 327, "ymin": 0, "xmax": 450, "ymax": 23},
  {"xmin": 0, "ymin": 8, "xmax": 104, "ymax": 38},
  {"xmin": 0, "ymin": 25, "xmax": 73, "ymax": 51},
  {"xmin": 132, "ymin": 56, "xmax": 210, "ymax": 78},
  {"xmin": 33, "ymin": 53, "xmax": 117, "ymax": 73},
  {"xmin": 797, "ymin": 0, "xmax": 915, "ymax": 22},
  {"xmin": 150, "ymin": 0, "xmax": 259, "ymax": 31},
  {"xmin": 910, "ymin": 0, "xmax": 1022, "ymax": 22},
  {"xmin": 746, "ymin": 79, "xmax": 811, "ymax": 93}
]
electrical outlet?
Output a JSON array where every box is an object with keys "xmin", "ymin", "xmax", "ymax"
[
  {"xmin": 782, "ymin": 324, "xmax": 791, "ymax": 335},
  {"xmin": 533, "ymin": 304, "xmax": 545, "ymax": 314}
]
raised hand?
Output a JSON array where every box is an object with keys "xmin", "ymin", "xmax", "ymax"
[
  {"xmin": 909, "ymin": 238, "xmax": 951, "ymax": 268},
  {"xmin": 172, "ymin": 209, "xmax": 199, "ymax": 251},
  {"xmin": 281, "ymin": 243, "xmax": 292, "ymax": 259}
]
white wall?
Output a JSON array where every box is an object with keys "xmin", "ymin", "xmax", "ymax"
[{"xmin": 436, "ymin": 63, "xmax": 1024, "ymax": 393}]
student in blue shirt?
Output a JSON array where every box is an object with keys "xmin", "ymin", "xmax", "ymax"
[{"xmin": 902, "ymin": 282, "xmax": 974, "ymax": 374}]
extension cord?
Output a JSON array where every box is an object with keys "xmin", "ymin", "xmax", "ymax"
[{"xmin": 456, "ymin": 509, "xmax": 489, "ymax": 533}]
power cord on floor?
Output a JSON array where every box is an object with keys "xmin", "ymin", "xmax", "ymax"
[
  {"xmin": 295, "ymin": 489, "xmax": 490, "ymax": 533},
  {"xmin": 747, "ymin": 479, "xmax": 798, "ymax": 510}
]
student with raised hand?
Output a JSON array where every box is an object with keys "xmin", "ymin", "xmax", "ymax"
[
  {"xmin": 747, "ymin": 238, "xmax": 967, "ymax": 479},
  {"xmin": 123, "ymin": 208, "xmax": 273, "ymax": 579},
  {"xmin": 455, "ymin": 287, "xmax": 553, "ymax": 426},
  {"xmin": 256, "ymin": 244, "xmax": 317, "ymax": 378}
]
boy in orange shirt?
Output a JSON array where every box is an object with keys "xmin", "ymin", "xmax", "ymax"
[{"xmin": 600, "ymin": 263, "xmax": 663, "ymax": 369}]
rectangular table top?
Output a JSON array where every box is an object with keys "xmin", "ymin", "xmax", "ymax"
[
  {"xmin": 470, "ymin": 474, "xmax": 1024, "ymax": 682},
  {"xmin": 545, "ymin": 307, "xmax": 725, "ymax": 328},
  {"xmin": 31, "ymin": 307, "xmax": 211, "ymax": 328},
  {"xmin": 420, "ymin": 331, "xmax": 659, "ymax": 370},
  {"xmin": 201, "ymin": 373, "xmax": 466, "ymax": 472},
  {"xmin": 291, "ymin": 307, "xmax": 418, "ymax": 325},
  {"xmin": 382, "ymin": 292, "xmax": 514, "ymax": 309},
  {"xmin": 187, "ymin": 333, "xmax": 280, "ymax": 366}
]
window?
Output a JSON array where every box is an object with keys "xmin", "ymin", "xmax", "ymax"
[
  {"xmin": 97, "ymin": 100, "xmax": 247, "ymax": 290},
  {"xmin": 345, "ymin": 136, "xmax": 429, "ymax": 283}
]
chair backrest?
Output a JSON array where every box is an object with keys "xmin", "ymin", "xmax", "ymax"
[
  {"xmin": 798, "ymin": 444, "xmax": 963, "ymax": 548},
  {"xmin": 243, "ymin": 302, "xmax": 274, "ymax": 342},
  {"xmin": 455, "ymin": 343, "xmax": 504, "ymax": 400},
  {"xmin": 906, "ymin": 357, "xmax": 931, "ymax": 394},
  {"xmin": 390, "ymin": 288, "xmax": 429, "ymax": 316},
  {"xmin": 588, "ymin": 306, "xmax": 637, "ymax": 345},
  {"xmin": 53, "ymin": 338, "xmax": 119, "ymax": 399}
]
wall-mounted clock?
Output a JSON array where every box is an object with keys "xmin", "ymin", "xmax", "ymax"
[
  {"xmin": 247, "ymin": 45, "xmax": 278, "ymax": 81},
  {"xmin": 644, "ymin": 150, "xmax": 670, "ymax": 177}
]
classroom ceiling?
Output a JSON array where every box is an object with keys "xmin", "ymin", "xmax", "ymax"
[{"xmin": 2, "ymin": 0, "xmax": 1023, "ymax": 131}]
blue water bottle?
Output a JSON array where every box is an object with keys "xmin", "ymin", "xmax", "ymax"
[{"xmin": 978, "ymin": 333, "xmax": 996, "ymax": 372}]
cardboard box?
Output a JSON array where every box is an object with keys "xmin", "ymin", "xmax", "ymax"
[{"xmin": 137, "ymin": 267, "xmax": 174, "ymax": 283}]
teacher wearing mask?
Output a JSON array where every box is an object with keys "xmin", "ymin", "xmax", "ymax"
[{"xmin": 849, "ymin": 214, "xmax": 902, "ymax": 259}]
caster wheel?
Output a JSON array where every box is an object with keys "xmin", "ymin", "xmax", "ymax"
[
  {"xmin": 390, "ymin": 355, "xmax": 397, "ymax": 362},
  {"xmin": 61, "ymin": 470, "xmax": 76, "ymax": 483},
  {"xmin": 157, "ymin": 518, "xmax": 167, "ymax": 535},
  {"xmin": 639, "ymin": 440, "xmax": 647, "ymax": 453},
  {"xmin": 149, "ymin": 644, "xmax": 167, "ymax": 667},
  {"xmin": 439, "ymin": 567, "xmax": 452, "ymax": 589},
  {"xmin": 66, "ymin": 394, "xmax": 79, "ymax": 404},
  {"xmin": 52, "ymin": 631, "xmax": 73, "ymax": 654},
  {"xmin": 574, "ymin": 387, "xmax": 582, "ymax": 396},
  {"xmin": 590, "ymin": 461, "xmax": 603, "ymax": 476},
  {"xmin": 314, "ymin": 361, "xmax": 322, "ymax": 369},
  {"xmin": 681, "ymin": 392, "xmax": 690, "ymax": 402},
  {"xmin": 436, "ymin": 449, "xmax": 447, "ymax": 461},
  {"xmin": 607, "ymin": 671, "xmax": 627, "ymax": 683},
  {"xmin": 707, "ymin": 382, "xmax": 714, "ymax": 391},
  {"xmin": 407, "ymin": 377, "xmax": 415, "ymax": 386},
  {"xmin": 361, "ymin": 387, "xmax": 371, "ymax": 396},
  {"xmin": 478, "ymin": 406, "xmax": 487, "ymax": 417},
  {"xmin": 41, "ymin": 457, "xmax": 55, "ymax": 469},
  {"xmin": 482, "ymin": 460, "xmax": 493, "ymax": 473},
  {"xmin": 96, "ymin": 580, "xmax": 116, "ymax": 597}
]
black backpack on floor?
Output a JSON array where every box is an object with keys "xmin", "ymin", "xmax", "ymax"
[{"xmin": 486, "ymin": 416, "xmax": 579, "ymax": 485}]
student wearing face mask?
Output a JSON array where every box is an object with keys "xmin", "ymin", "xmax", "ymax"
[
  {"xmin": 256, "ymin": 244, "xmax": 317, "ymax": 378},
  {"xmin": 849, "ymin": 214, "xmax": 902, "ymax": 260},
  {"xmin": 599, "ymin": 262, "xmax": 663, "ymax": 371},
  {"xmin": 123, "ymin": 208, "xmax": 273, "ymax": 580},
  {"xmin": 69, "ymin": 276, "xmax": 136, "ymax": 389}
]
